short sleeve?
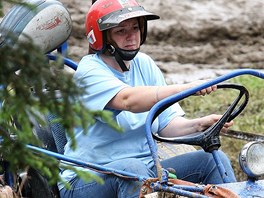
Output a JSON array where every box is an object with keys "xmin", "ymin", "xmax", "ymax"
[
  {"xmin": 132, "ymin": 53, "xmax": 185, "ymax": 131},
  {"xmin": 74, "ymin": 55, "xmax": 129, "ymax": 111}
]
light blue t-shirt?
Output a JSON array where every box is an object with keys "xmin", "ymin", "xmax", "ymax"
[{"xmin": 59, "ymin": 52, "xmax": 184, "ymax": 187}]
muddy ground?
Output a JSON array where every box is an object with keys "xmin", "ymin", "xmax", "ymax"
[
  {"xmin": 60, "ymin": 0, "xmax": 264, "ymax": 83},
  {"xmin": 2, "ymin": 0, "xmax": 264, "ymax": 83}
]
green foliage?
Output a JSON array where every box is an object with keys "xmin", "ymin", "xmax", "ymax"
[
  {"xmin": 0, "ymin": 5, "xmax": 121, "ymax": 189},
  {"xmin": 0, "ymin": 2, "xmax": 2, "ymax": 17},
  {"xmin": 231, "ymin": 76, "xmax": 264, "ymax": 133}
]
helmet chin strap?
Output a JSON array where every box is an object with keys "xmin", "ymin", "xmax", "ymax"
[{"xmin": 107, "ymin": 45, "xmax": 140, "ymax": 72}]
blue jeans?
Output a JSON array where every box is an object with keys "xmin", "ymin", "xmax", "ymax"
[{"xmin": 59, "ymin": 150, "xmax": 236, "ymax": 198}]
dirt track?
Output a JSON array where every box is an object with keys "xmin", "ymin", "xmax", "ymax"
[
  {"xmin": 2, "ymin": 0, "xmax": 264, "ymax": 83},
  {"xmin": 59, "ymin": 0, "xmax": 264, "ymax": 83}
]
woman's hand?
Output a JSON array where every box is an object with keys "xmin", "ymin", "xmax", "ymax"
[
  {"xmin": 188, "ymin": 80, "xmax": 217, "ymax": 96},
  {"xmin": 197, "ymin": 114, "xmax": 234, "ymax": 133}
]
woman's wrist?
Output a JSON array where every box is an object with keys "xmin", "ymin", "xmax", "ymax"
[{"xmin": 155, "ymin": 86, "xmax": 160, "ymax": 102}]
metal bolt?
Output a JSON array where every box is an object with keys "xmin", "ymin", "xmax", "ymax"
[{"xmin": 141, "ymin": 186, "xmax": 147, "ymax": 194}]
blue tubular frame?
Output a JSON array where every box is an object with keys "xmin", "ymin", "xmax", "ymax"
[
  {"xmin": 47, "ymin": 53, "xmax": 78, "ymax": 71},
  {"xmin": 145, "ymin": 69, "xmax": 264, "ymax": 184},
  {"xmin": 26, "ymin": 144, "xmax": 213, "ymax": 197},
  {"xmin": 212, "ymin": 150, "xmax": 231, "ymax": 183},
  {"xmin": 27, "ymin": 145, "xmax": 147, "ymax": 182},
  {"xmin": 151, "ymin": 182, "xmax": 208, "ymax": 198}
]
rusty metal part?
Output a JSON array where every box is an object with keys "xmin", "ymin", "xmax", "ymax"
[{"xmin": 221, "ymin": 129, "xmax": 264, "ymax": 141}]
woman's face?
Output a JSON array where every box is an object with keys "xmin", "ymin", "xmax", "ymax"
[{"xmin": 109, "ymin": 18, "xmax": 141, "ymax": 50}]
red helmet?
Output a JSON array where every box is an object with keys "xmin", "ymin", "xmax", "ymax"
[{"xmin": 85, "ymin": 0, "xmax": 159, "ymax": 52}]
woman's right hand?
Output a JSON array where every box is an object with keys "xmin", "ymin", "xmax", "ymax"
[{"xmin": 188, "ymin": 80, "xmax": 217, "ymax": 96}]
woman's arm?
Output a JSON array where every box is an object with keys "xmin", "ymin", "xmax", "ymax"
[
  {"xmin": 106, "ymin": 80, "xmax": 217, "ymax": 113},
  {"xmin": 160, "ymin": 114, "xmax": 234, "ymax": 137}
]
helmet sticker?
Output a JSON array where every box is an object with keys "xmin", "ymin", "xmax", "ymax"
[
  {"xmin": 118, "ymin": 0, "xmax": 134, "ymax": 7},
  {"xmin": 87, "ymin": 29, "xmax": 96, "ymax": 45},
  {"xmin": 118, "ymin": 10, "xmax": 144, "ymax": 20}
]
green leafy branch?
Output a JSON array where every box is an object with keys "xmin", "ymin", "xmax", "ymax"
[{"xmin": 0, "ymin": 30, "xmax": 120, "ymax": 186}]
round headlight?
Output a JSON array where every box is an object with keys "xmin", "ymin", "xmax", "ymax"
[{"xmin": 239, "ymin": 141, "xmax": 264, "ymax": 178}]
